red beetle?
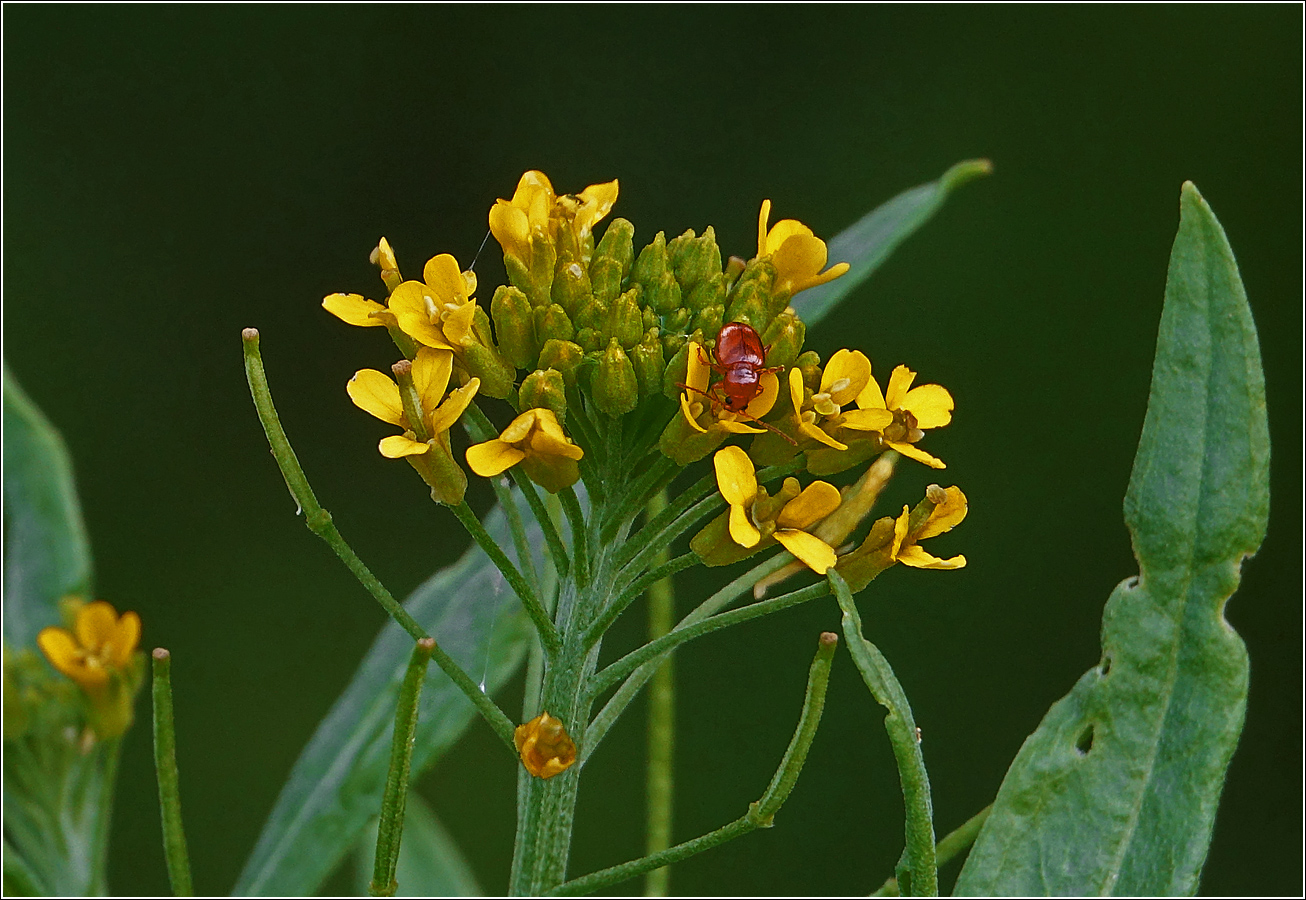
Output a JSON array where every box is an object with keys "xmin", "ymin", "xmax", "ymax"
[{"xmin": 683, "ymin": 322, "xmax": 796, "ymax": 443}]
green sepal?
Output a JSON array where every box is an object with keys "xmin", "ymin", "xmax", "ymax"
[
  {"xmin": 551, "ymin": 256, "xmax": 593, "ymax": 318},
  {"xmin": 795, "ymin": 350, "xmax": 822, "ymax": 391},
  {"xmin": 526, "ymin": 229, "xmax": 557, "ymax": 307},
  {"xmin": 830, "ymin": 516, "xmax": 897, "ymax": 593},
  {"xmin": 672, "ymin": 226, "xmax": 721, "ymax": 294},
  {"xmin": 592, "ymin": 339, "xmax": 639, "ymax": 417},
  {"xmin": 684, "ymin": 272, "xmax": 726, "ymax": 315},
  {"xmin": 689, "ymin": 509, "xmax": 767, "ymax": 567},
  {"xmin": 519, "ymin": 368, "xmax": 568, "ymax": 422},
  {"xmin": 656, "ymin": 407, "xmax": 728, "ymax": 466},
  {"xmin": 490, "ymin": 285, "xmax": 539, "ymax": 370},
  {"xmin": 605, "ymin": 287, "xmax": 644, "ymax": 348},
  {"xmin": 407, "ymin": 434, "xmax": 468, "ymax": 507},
  {"xmin": 534, "ymin": 303, "xmax": 575, "ymax": 348},
  {"xmin": 691, "ymin": 304, "xmax": 724, "ymax": 341},
  {"xmin": 629, "ymin": 230, "xmax": 668, "ymax": 292},
  {"xmin": 631, "ymin": 329, "xmax": 665, "ymax": 399},
  {"xmin": 592, "ymin": 217, "xmax": 635, "ymax": 281},
  {"xmin": 590, "ymin": 255, "xmax": 624, "ymax": 306},
  {"xmin": 504, "ymin": 254, "xmax": 534, "ymax": 297},
  {"xmin": 457, "ymin": 342, "xmax": 515, "ymax": 400},
  {"xmin": 762, "ymin": 309, "xmax": 806, "ymax": 371},
  {"xmin": 537, "ymin": 339, "xmax": 585, "ymax": 390}
]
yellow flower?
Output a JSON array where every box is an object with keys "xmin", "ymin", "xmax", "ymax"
[
  {"xmin": 322, "ymin": 237, "xmax": 402, "ymax": 326},
  {"xmin": 37, "ymin": 601, "xmax": 140, "ymax": 693},
  {"xmin": 786, "ymin": 350, "xmax": 893, "ymax": 451},
  {"xmin": 387, "ymin": 253, "xmax": 481, "ymax": 351},
  {"xmin": 756, "ymin": 199, "xmax": 850, "ymax": 297},
  {"xmin": 890, "ymin": 486, "xmax": 968, "ymax": 569},
  {"xmin": 489, "ymin": 170, "xmax": 619, "ymax": 269},
  {"xmin": 713, "ymin": 446, "xmax": 841, "ymax": 574},
  {"xmin": 856, "ymin": 364, "xmax": 954, "ymax": 469},
  {"xmin": 465, "ymin": 408, "xmax": 584, "ymax": 494},
  {"xmin": 515, "ymin": 711, "xmax": 577, "ymax": 779},
  {"xmin": 680, "ymin": 341, "xmax": 781, "ymax": 436},
  {"xmin": 348, "ymin": 348, "xmax": 480, "ymax": 458}
]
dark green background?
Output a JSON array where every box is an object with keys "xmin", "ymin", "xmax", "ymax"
[{"xmin": 5, "ymin": 6, "xmax": 1301, "ymax": 896}]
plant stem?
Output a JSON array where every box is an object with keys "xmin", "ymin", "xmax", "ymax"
[
  {"xmin": 643, "ymin": 491, "xmax": 675, "ymax": 897},
  {"xmin": 871, "ymin": 805, "xmax": 992, "ymax": 897},
  {"xmin": 242, "ymin": 328, "xmax": 517, "ymax": 749},
  {"xmin": 151, "ymin": 649, "xmax": 193, "ymax": 897},
  {"xmin": 551, "ymin": 632, "xmax": 838, "ymax": 897},
  {"xmin": 829, "ymin": 571, "xmax": 937, "ymax": 897},
  {"xmin": 451, "ymin": 501, "xmax": 561, "ymax": 656},
  {"xmin": 560, "ymin": 488, "xmax": 590, "ymax": 592},
  {"xmin": 583, "ymin": 553, "xmax": 698, "ymax": 650},
  {"xmin": 370, "ymin": 638, "xmax": 435, "ymax": 898}
]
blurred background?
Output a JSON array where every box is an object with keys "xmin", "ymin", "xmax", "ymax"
[{"xmin": 4, "ymin": 5, "xmax": 1300, "ymax": 896}]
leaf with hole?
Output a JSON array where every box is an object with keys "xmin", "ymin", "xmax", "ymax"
[{"xmin": 956, "ymin": 182, "xmax": 1269, "ymax": 895}]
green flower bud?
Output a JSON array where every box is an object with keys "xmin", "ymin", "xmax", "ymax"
[
  {"xmin": 458, "ymin": 342, "xmax": 515, "ymax": 400},
  {"xmin": 692, "ymin": 304, "xmax": 724, "ymax": 341},
  {"xmin": 629, "ymin": 231, "xmax": 668, "ymax": 291},
  {"xmin": 657, "ymin": 405, "xmax": 728, "ymax": 465},
  {"xmin": 684, "ymin": 272, "xmax": 726, "ymax": 315},
  {"xmin": 527, "ymin": 230, "xmax": 558, "ymax": 307},
  {"xmin": 661, "ymin": 331, "xmax": 686, "ymax": 364},
  {"xmin": 672, "ymin": 226, "xmax": 722, "ymax": 294},
  {"xmin": 631, "ymin": 328, "xmax": 665, "ymax": 399},
  {"xmin": 551, "ymin": 256, "xmax": 593, "ymax": 317},
  {"xmin": 490, "ymin": 285, "xmax": 539, "ymax": 370},
  {"xmin": 661, "ymin": 328, "xmax": 704, "ymax": 399},
  {"xmin": 796, "ymin": 350, "xmax": 822, "ymax": 392},
  {"xmin": 725, "ymin": 281, "xmax": 769, "ymax": 330},
  {"xmin": 504, "ymin": 255, "xmax": 534, "ymax": 298},
  {"xmin": 538, "ymin": 339, "xmax": 584, "ymax": 389},
  {"xmin": 666, "ymin": 228, "xmax": 695, "ymax": 268},
  {"xmin": 592, "ymin": 338, "xmax": 638, "ymax": 417},
  {"xmin": 575, "ymin": 327, "xmax": 604, "ymax": 353},
  {"xmin": 572, "ymin": 290, "xmax": 608, "ymax": 334},
  {"xmin": 590, "ymin": 255, "xmax": 624, "ymax": 306},
  {"xmin": 606, "ymin": 287, "xmax": 644, "ymax": 348},
  {"xmin": 534, "ymin": 303, "xmax": 575, "ymax": 347},
  {"xmin": 647, "ymin": 270, "xmax": 683, "ymax": 316},
  {"xmin": 520, "ymin": 367, "xmax": 568, "ymax": 421},
  {"xmin": 593, "ymin": 217, "xmax": 635, "ymax": 280},
  {"xmin": 662, "ymin": 307, "xmax": 690, "ymax": 340},
  {"xmin": 723, "ymin": 254, "xmax": 748, "ymax": 290},
  {"xmin": 761, "ymin": 308, "xmax": 806, "ymax": 371},
  {"xmin": 642, "ymin": 304, "xmax": 659, "ymax": 332}
]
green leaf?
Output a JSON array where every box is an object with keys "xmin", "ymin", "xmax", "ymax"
[
  {"xmin": 790, "ymin": 159, "xmax": 991, "ymax": 330},
  {"xmin": 955, "ymin": 182, "xmax": 1269, "ymax": 896},
  {"xmin": 2, "ymin": 363, "xmax": 94, "ymax": 648},
  {"xmin": 354, "ymin": 793, "xmax": 483, "ymax": 897},
  {"xmin": 235, "ymin": 496, "xmax": 547, "ymax": 896}
]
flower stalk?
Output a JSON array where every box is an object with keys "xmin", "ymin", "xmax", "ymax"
[{"xmin": 151, "ymin": 648, "xmax": 193, "ymax": 897}]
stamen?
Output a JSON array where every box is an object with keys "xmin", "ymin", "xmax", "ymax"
[
  {"xmin": 423, "ymin": 294, "xmax": 439, "ymax": 322},
  {"xmin": 828, "ymin": 377, "xmax": 851, "ymax": 395}
]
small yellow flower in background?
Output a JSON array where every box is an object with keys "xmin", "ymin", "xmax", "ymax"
[
  {"xmin": 515, "ymin": 711, "xmax": 577, "ymax": 779},
  {"xmin": 466, "ymin": 408, "xmax": 584, "ymax": 494},
  {"xmin": 38, "ymin": 601, "xmax": 140, "ymax": 693},
  {"xmin": 890, "ymin": 485, "xmax": 968, "ymax": 569},
  {"xmin": 786, "ymin": 350, "xmax": 893, "ymax": 451},
  {"xmin": 490, "ymin": 170, "xmax": 619, "ymax": 270},
  {"xmin": 37, "ymin": 600, "xmax": 142, "ymax": 738},
  {"xmin": 387, "ymin": 253, "xmax": 481, "ymax": 352},
  {"xmin": 347, "ymin": 348, "xmax": 479, "ymax": 458},
  {"xmin": 756, "ymin": 199, "xmax": 850, "ymax": 297},
  {"xmin": 322, "ymin": 237, "xmax": 403, "ymax": 326},
  {"xmin": 712, "ymin": 446, "xmax": 841, "ymax": 574},
  {"xmin": 857, "ymin": 365, "xmax": 954, "ymax": 469}
]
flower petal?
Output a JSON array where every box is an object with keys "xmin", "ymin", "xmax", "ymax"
[
  {"xmin": 765, "ymin": 219, "xmax": 816, "ymax": 257},
  {"xmin": 917, "ymin": 486, "xmax": 969, "ymax": 539},
  {"xmin": 774, "ymin": 529, "xmax": 837, "ymax": 574},
  {"xmin": 772, "ymin": 233, "xmax": 827, "ymax": 289},
  {"xmin": 896, "ymin": 545, "xmax": 967, "ymax": 570},
  {"xmin": 901, "ymin": 383, "xmax": 954, "ymax": 430},
  {"xmin": 798, "ymin": 420, "xmax": 848, "ymax": 450},
  {"xmin": 529, "ymin": 428, "xmax": 586, "ymax": 462},
  {"xmin": 429, "ymin": 378, "xmax": 480, "ymax": 435},
  {"xmin": 512, "ymin": 170, "xmax": 556, "ymax": 208},
  {"xmin": 501, "ymin": 409, "xmax": 540, "ymax": 444},
  {"xmin": 348, "ymin": 370, "xmax": 405, "ymax": 426},
  {"xmin": 375, "ymin": 237, "xmax": 398, "ymax": 273},
  {"xmin": 886, "ymin": 440, "xmax": 946, "ymax": 469},
  {"xmin": 719, "ymin": 420, "xmax": 766, "ymax": 434},
  {"xmin": 857, "ymin": 370, "xmax": 887, "ymax": 411},
  {"xmin": 728, "ymin": 503, "xmax": 761, "ymax": 548},
  {"xmin": 839, "ymin": 408, "xmax": 894, "ymax": 431},
  {"xmin": 412, "ymin": 348, "xmax": 454, "ymax": 414},
  {"xmin": 322, "ymin": 293, "xmax": 388, "ymax": 327},
  {"xmin": 389, "ymin": 281, "xmax": 455, "ymax": 350},
  {"xmin": 891, "ymin": 506, "xmax": 911, "ymax": 558},
  {"xmin": 442, "ymin": 300, "xmax": 478, "ymax": 347},
  {"xmin": 686, "ymin": 341, "xmax": 710, "ymax": 393},
  {"xmin": 490, "ymin": 202, "xmax": 530, "ymax": 260},
  {"xmin": 756, "ymin": 199, "xmax": 772, "ymax": 258},
  {"xmin": 787, "ymin": 367, "xmax": 806, "ymax": 419},
  {"xmin": 380, "ymin": 435, "xmax": 431, "ymax": 458},
  {"xmin": 884, "ymin": 365, "xmax": 917, "ymax": 410},
  {"xmin": 680, "ymin": 394, "xmax": 708, "ymax": 433},
  {"xmin": 466, "ymin": 440, "xmax": 526, "ymax": 477},
  {"xmin": 76, "ymin": 600, "xmax": 119, "ymax": 651},
  {"xmin": 713, "ymin": 446, "xmax": 758, "ymax": 508},
  {"xmin": 776, "ymin": 481, "xmax": 842, "ymax": 531},
  {"xmin": 107, "ymin": 610, "xmax": 141, "ymax": 668},
  {"xmin": 423, "ymin": 254, "xmax": 470, "ymax": 305},
  {"xmin": 743, "ymin": 371, "xmax": 780, "ymax": 419},
  {"xmin": 821, "ymin": 349, "xmax": 872, "ymax": 406},
  {"xmin": 37, "ymin": 627, "xmax": 90, "ymax": 681},
  {"xmin": 576, "ymin": 179, "xmax": 619, "ymax": 233}
]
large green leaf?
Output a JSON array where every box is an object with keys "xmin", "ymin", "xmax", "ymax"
[
  {"xmin": 791, "ymin": 159, "xmax": 991, "ymax": 330},
  {"xmin": 353, "ymin": 793, "xmax": 483, "ymax": 897},
  {"xmin": 2, "ymin": 364, "xmax": 94, "ymax": 648},
  {"xmin": 235, "ymin": 497, "xmax": 545, "ymax": 895},
  {"xmin": 955, "ymin": 182, "xmax": 1268, "ymax": 896}
]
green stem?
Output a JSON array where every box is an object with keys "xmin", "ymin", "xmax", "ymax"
[
  {"xmin": 828, "ymin": 571, "xmax": 937, "ymax": 897},
  {"xmin": 871, "ymin": 805, "xmax": 992, "ymax": 897},
  {"xmin": 592, "ymin": 580, "xmax": 828, "ymax": 697},
  {"xmin": 615, "ymin": 470, "xmax": 717, "ymax": 568},
  {"xmin": 493, "ymin": 475, "xmax": 540, "ymax": 592},
  {"xmin": 242, "ymin": 328, "xmax": 517, "ymax": 749},
  {"xmin": 451, "ymin": 501, "xmax": 561, "ymax": 656},
  {"xmin": 600, "ymin": 455, "xmax": 676, "ymax": 544},
  {"xmin": 370, "ymin": 638, "xmax": 435, "ymax": 898},
  {"xmin": 643, "ymin": 491, "xmax": 675, "ymax": 897},
  {"xmin": 151, "ymin": 650, "xmax": 193, "ymax": 897},
  {"xmin": 583, "ymin": 553, "xmax": 697, "ymax": 649},
  {"xmin": 560, "ymin": 487, "xmax": 590, "ymax": 592},
  {"xmin": 552, "ymin": 632, "xmax": 838, "ymax": 897}
]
